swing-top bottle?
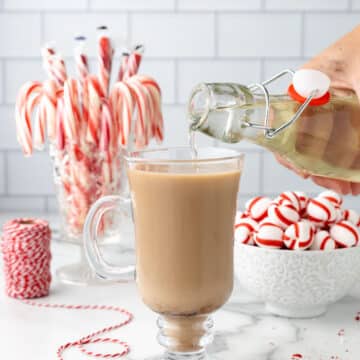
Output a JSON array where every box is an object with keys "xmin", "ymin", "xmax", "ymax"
[{"xmin": 188, "ymin": 69, "xmax": 360, "ymax": 182}]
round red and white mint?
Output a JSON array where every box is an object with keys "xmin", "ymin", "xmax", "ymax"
[
  {"xmin": 268, "ymin": 202, "xmax": 300, "ymax": 229},
  {"xmin": 255, "ymin": 221, "xmax": 284, "ymax": 249},
  {"xmin": 235, "ymin": 210, "xmax": 249, "ymax": 224},
  {"xmin": 245, "ymin": 196, "xmax": 272, "ymax": 222},
  {"xmin": 330, "ymin": 220, "xmax": 360, "ymax": 248},
  {"xmin": 306, "ymin": 197, "xmax": 337, "ymax": 225},
  {"xmin": 342, "ymin": 209, "xmax": 360, "ymax": 227},
  {"xmin": 235, "ymin": 217, "xmax": 259, "ymax": 245},
  {"xmin": 310, "ymin": 230, "xmax": 336, "ymax": 251},
  {"xmin": 283, "ymin": 221, "xmax": 314, "ymax": 250},
  {"xmin": 279, "ymin": 191, "xmax": 301, "ymax": 212},
  {"xmin": 318, "ymin": 190, "xmax": 342, "ymax": 208},
  {"xmin": 295, "ymin": 191, "xmax": 309, "ymax": 215}
]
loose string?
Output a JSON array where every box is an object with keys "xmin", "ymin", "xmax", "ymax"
[
  {"xmin": 2, "ymin": 218, "xmax": 133, "ymax": 359},
  {"xmin": 23, "ymin": 301, "xmax": 133, "ymax": 359}
]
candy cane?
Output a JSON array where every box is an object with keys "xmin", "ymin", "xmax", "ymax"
[
  {"xmin": 126, "ymin": 80, "xmax": 150, "ymax": 148},
  {"xmin": 56, "ymin": 97, "xmax": 65, "ymax": 151},
  {"xmin": 33, "ymin": 97, "xmax": 47, "ymax": 150},
  {"xmin": 97, "ymin": 26, "xmax": 114, "ymax": 96},
  {"xmin": 15, "ymin": 81, "xmax": 43, "ymax": 155},
  {"xmin": 51, "ymin": 54, "xmax": 67, "ymax": 87},
  {"xmin": 117, "ymin": 49, "xmax": 130, "ymax": 82},
  {"xmin": 128, "ymin": 78, "xmax": 153, "ymax": 143},
  {"xmin": 111, "ymin": 81, "xmax": 134, "ymax": 146},
  {"xmin": 63, "ymin": 79, "xmax": 80, "ymax": 144},
  {"xmin": 41, "ymin": 80, "xmax": 58, "ymax": 141},
  {"xmin": 41, "ymin": 43, "xmax": 59, "ymax": 85},
  {"xmin": 74, "ymin": 35, "xmax": 89, "ymax": 90},
  {"xmin": 124, "ymin": 44, "xmax": 144, "ymax": 79},
  {"xmin": 139, "ymin": 77, "xmax": 163, "ymax": 142},
  {"xmin": 86, "ymin": 75, "xmax": 105, "ymax": 145}
]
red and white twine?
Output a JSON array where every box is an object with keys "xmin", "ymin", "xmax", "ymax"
[
  {"xmin": 1, "ymin": 218, "xmax": 133, "ymax": 359},
  {"xmin": 2, "ymin": 218, "xmax": 52, "ymax": 299}
]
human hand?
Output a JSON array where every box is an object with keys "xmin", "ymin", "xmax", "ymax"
[{"xmin": 274, "ymin": 25, "xmax": 360, "ymax": 195}]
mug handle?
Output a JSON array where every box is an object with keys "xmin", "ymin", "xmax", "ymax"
[{"xmin": 84, "ymin": 195, "xmax": 135, "ymax": 280}]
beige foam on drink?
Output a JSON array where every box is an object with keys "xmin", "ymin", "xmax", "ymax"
[{"xmin": 128, "ymin": 167, "xmax": 241, "ymax": 316}]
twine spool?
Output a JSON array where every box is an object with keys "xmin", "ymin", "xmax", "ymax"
[
  {"xmin": 1, "ymin": 218, "xmax": 51, "ymax": 299},
  {"xmin": 1, "ymin": 217, "xmax": 132, "ymax": 358}
]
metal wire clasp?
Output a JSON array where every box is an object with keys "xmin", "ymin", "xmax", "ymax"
[{"xmin": 245, "ymin": 69, "xmax": 317, "ymax": 138}]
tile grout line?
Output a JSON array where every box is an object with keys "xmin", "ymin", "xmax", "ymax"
[{"xmin": 0, "ymin": 9, "xmax": 356, "ymax": 14}]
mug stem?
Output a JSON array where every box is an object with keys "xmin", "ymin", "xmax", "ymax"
[{"xmin": 157, "ymin": 314, "xmax": 214, "ymax": 359}]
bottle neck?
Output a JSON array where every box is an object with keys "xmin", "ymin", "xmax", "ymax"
[{"xmin": 188, "ymin": 82, "xmax": 267, "ymax": 143}]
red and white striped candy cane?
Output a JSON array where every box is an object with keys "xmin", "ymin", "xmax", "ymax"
[
  {"xmin": 97, "ymin": 27, "xmax": 114, "ymax": 96},
  {"xmin": 74, "ymin": 35, "xmax": 89, "ymax": 90},
  {"xmin": 128, "ymin": 77, "xmax": 153, "ymax": 144},
  {"xmin": 42, "ymin": 80, "xmax": 58, "ymax": 141},
  {"xmin": 86, "ymin": 75, "xmax": 105, "ymax": 145},
  {"xmin": 56, "ymin": 97, "xmax": 65, "ymax": 151},
  {"xmin": 126, "ymin": 80, "xmax": 151, "ymax": 148},
  {"xmin": 15, "ymin": 81, "xmax": 43, "ymax": 155},
  {"xmin": 41, "ymin": 43, "xmax": 60, "ymax": 86},
  {"xmin": 117, "ymin": 49, "xmax": 130, "ymax": 82},
  {"xmin": 111, "ymin": 81, "xmax": 134, "ymax": 147},
  {"xmin": 33, "ymin": 96, "xmax": 47, "ymax": 150},
  {"xmin": 137, "ymin": 75, "xmax": 163, "ymax": 142},
  {"xmin": 124, "ymin": 44, "xmax": 144, "ymax": 79},
  {"xmin": 63, "ymin": 79, "xmax": 81, "ymax": 144},
  {"xmin": 51, "ymin": 53, "xmax": 67, "ymax": 87}
]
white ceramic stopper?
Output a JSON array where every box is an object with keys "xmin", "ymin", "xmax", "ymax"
[{"xmin": 293, "ymin": 69, "xmax": 330, "ymax": 99}]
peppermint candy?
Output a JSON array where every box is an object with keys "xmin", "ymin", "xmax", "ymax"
[
  {"xmin": 306, "ymin": 197, "xmax": 337, "ymax": 225},
  {"xmin": 268, "ymin": 203, "xmax": 300, "ymax": 229},
  {"xmin": 330, "ymin": 221, "xmax": 360, "ymax": 248},
  {"xmin": 235, "ymin": 218, "xmax": 259, "ymax": 245},
  {"xmin": 235, "ymin": 210, "xmax": 249, "ymax": 224},
  {"xmin": 283, "ymin": 221, "xmax": 314, "ymax": 250},
  {"xmin": 279, "ymin": 191, "xmax": 301, "ymax": 212},
  {"xmin": 295, "ymin": 191, "xmax": 309, "ymax": 215},
  {"xmin": 310, "ymin": 230, "xmax": 336, "ymax": 251},
  {"xmin": 255, "ymin": 221, "xmax": 284, "ymax": 249},
  {"xmin": 318, "ymin": 190, "xmax": 343, "ymax": 208},
  {"xmin": 342, "ymin": 209, "xmax": 360, "ymax": 227},
  {"xmin": 245, "ymin": 196, "xmax": 272, "ymax": 222}
]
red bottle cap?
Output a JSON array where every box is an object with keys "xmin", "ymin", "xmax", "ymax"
[{"xmin": 288, "ymin": 84, "xmax": 330, "ymax": 106}]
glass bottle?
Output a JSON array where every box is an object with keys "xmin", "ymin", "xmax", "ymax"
[{"xmin": 188, "ymin": 69, "xmax": 360, "ymax": 182}]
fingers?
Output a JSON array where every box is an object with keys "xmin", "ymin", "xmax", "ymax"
[
  {"xmin": 351, "ymin": 182, "xmax": 360, "ymax": 195},
  {"xmin": 274, "ymin": 154, "xmax": 309, "ymax": 179},
  {"xmin": 310, "ymin": 176, "xmax": 352, "ymax": 195}
]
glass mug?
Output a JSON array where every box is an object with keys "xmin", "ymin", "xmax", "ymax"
[{"xmin": 84, "ymin": 147, "xmax": 244, "ymax": 359}]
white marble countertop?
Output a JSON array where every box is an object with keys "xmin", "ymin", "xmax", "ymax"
[{"xmin": 1, "ymin": 212, "xmax": 360, "ymax": 360}]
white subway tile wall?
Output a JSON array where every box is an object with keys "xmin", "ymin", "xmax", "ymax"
[{"xmin": 0, "ymin": 0, "xmax": 358, "ymax": 212}]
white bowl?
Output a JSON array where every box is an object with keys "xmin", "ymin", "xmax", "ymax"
[{"xmin": 234, "ymin": 243, "xmax": 360, "ymax": 318}]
